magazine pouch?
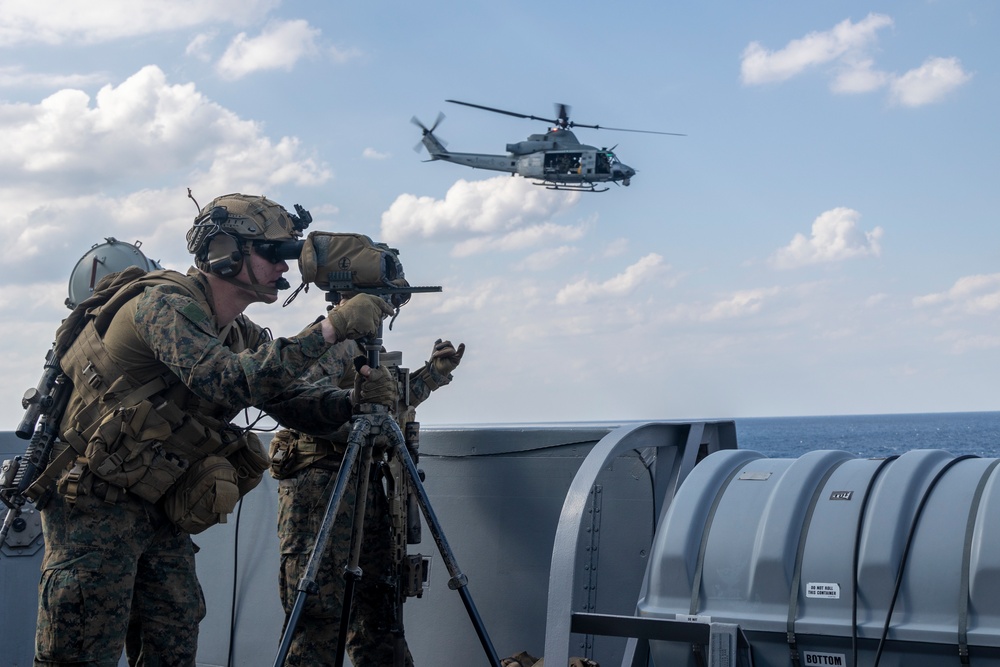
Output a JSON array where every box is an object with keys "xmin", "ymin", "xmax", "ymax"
[{"xmin": 85, "ymin": 399, "xmax": 188, "ymax": 504}]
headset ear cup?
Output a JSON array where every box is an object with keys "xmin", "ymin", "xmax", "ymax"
[{"xmin": 206, "ymin": 234, "xmax": 243, "ymax": 277}]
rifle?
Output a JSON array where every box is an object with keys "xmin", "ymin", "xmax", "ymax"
[
  {"xmin": 1, "ymin": 344, "xmax": 72, "ymax": 546},
  {"xmin": 378, "ymin": 351, "xmax": 432, "ymax": 664}
]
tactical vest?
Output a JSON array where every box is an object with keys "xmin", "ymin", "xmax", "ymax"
[{"xmin": 39, "ymin": 267, "xmax": 269, "ymax": 533}]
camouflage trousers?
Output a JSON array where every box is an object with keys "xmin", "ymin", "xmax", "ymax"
[
  {"xmin": 277, "ymin": 461, "xmax": 414, "ymax": 667},
  {"xmin": 34, "ymin": 488, "xmax": 205, "ymax": 667}
]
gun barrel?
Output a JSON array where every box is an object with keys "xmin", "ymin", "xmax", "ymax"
[{"xmin": 0, "ymin": 506, "xmax": 19, "ymax": 546}]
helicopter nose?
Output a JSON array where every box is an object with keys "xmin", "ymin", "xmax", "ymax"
[{"xmin": 614, "ymin": 164, "xmax": 636, "ymax": 182}]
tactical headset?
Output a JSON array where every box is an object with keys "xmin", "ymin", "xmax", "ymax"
[{"xmin": 202, "ymin": 208, "xmax": 245, "ymax": 278}]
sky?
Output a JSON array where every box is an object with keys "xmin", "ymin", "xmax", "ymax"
[{"xmin": 0, "ymin": 1, "xmax": 997, "ymax": 429}]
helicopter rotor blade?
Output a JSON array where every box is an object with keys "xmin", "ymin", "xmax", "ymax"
[
  {"xmin": 430, "ymin": 111, "xmax": 445, "ymax": 133},
  {"xmin": 554, "ymin": 103, "xmax": 571, "ymax": 129},
  {"xmin": 446, "ymin": 100, "xmax": 559, "ymax": 126},
  {"xmin": 579, "ymin": 124, "xmax": 686, "ymax": 136},
  {"xmin": 446, "ymin": 99, "xmax": 685, "ymax": 136},
  {"xmin": 411, "ymin": 112, "xmax": 445, "ymax": 134},
  {"xmin": 411, "ymin": 114, "xmax": 447, "ymax": 152},
  {"xmin": 411, "ymin": 116, "xmax": 429, "ymax": 152}
]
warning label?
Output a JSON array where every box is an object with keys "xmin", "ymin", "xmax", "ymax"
[
  {"xmin": 805, "ymin": 582, "xmax": 841, "ymax": 599},
  {"xmin": 803, "ymin": 651, "xmax": 846, "ymax": 665}
]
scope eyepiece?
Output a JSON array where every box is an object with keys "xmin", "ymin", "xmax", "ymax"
[{"xmin": 253, "ymin": 239, "xmax": 305, "ymax": 264}]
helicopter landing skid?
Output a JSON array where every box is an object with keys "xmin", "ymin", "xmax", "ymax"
[{"xmin": 534, "ymin": 180, "xmax": 609, "ymax": 193}]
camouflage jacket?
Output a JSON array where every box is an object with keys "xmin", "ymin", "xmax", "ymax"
[{"xmin": 93, "ymin": 268, "xmax": 353, "ymax": 432}]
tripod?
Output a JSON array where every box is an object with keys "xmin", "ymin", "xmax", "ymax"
[{"xmin": 273, "ymin": 346, "xmax": 502, "ymax": 667}]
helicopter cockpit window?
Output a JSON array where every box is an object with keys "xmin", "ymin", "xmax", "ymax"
[{"xmin": 596, "ymin": 152, "xmax": 614, "ymax": 174}]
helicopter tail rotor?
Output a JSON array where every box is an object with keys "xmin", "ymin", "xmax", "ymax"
[{"xmin": 411, "ymin": 113, "xmax": 448, "ymax": 156}]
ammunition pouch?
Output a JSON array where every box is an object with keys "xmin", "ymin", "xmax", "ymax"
[
  {"xmin": 55, "ymin": 390, "xmax": 268, "ymax": 534},
  {"xmin": 162, "ymin": 455, "xmax": 240, "ymax": 534},
  {"xmin": 269, "ymin": 430, "xmax": 346, "ymax": 479},
  {"xmin": 85, "ymin": 399, "xmax": 188, "ymax": 504}
]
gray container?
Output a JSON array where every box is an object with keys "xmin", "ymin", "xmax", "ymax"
[{"xmin": 638, "ymin": 449, "xmax": 1000, "ymax": 667}]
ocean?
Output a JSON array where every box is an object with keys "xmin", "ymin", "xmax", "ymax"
[{"xmin": 732, "ymin": 411, "xmax": 1000, "ymax": 459}]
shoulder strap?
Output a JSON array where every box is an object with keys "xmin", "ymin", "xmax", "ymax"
[{"xmin": 54, "ymin": 266, "xmax": 148, "ymax": 357}]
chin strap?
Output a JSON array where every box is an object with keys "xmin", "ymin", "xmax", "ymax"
[{"xmin": 219, "ymin": 259, "xmax": 287, "ymax": 300}]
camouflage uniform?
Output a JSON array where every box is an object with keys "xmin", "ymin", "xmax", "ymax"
[
  {"xmin": 34, "ymin": 269, "xmax": 354, "ymax": 667},
  {"xmin": 274, "ymin": 340, "xmax": 452, "ymax": 666}
]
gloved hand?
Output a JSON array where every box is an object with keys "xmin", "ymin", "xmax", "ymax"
[
  {"xmin": 353, "ymin": 359, "xmax": 398, "ymax": 408},
  {"xmin": 429, "ymin": 339, "xmax": 465, "ymax": 376},
  {"xmin": 326, "ymin": 294, "xmax": 395, "ymax": 341}
]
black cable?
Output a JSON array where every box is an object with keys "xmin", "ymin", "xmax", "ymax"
[
  {"xmin": 632, "ymin": 447, "xmax": 657, "ymax": 539},
  {"xmin": 227, "ymin": 496, "xmax": 244, "ymax": 667},
  {"xmin": 872, "ymin": 455, "xmax": 976, "ymax": 667},
  {"xmin": 851, "ymin": 456, "xmax": 898, "ymax": 667}
]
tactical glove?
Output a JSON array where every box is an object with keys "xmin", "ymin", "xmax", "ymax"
[
  {"xmin": 353, "ymin": 359, "xmax": 398, "ymax": 408},
  {"xmin": 410, "ymin": 338, "xmax": 465, "ymax": 391},
  {"xmin": 429, "ymin": 338, "xmax": 465, "ymax": 376},
  {"xmin": 326, "ymin": 294, "xmax": 394, "ymax": 341}
]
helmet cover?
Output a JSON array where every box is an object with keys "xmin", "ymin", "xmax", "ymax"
[{"xmin": 186, "ymin": 193, "xmax": 303, "ymax": 260}]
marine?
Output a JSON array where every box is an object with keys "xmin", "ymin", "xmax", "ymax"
[
  {"xmin": 270, "ymin": 318, "xmax": 465, "ymax": 665},
  {"xmin": 31, "ymin": 193, "xmax": 395, "ymax": 667}
]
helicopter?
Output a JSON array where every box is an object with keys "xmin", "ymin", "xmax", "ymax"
[{"xmin": 412, "ymin": 99, "xmax": 683, "ymax": 192}]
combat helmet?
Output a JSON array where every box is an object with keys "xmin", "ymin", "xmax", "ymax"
[{"xmin": 186, "ymin": 193, "xmax": 310, "ymax": 279}]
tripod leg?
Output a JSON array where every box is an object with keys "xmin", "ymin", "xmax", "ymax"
[
  {"xmin": 273, "ymin": 417, "xmax": 372, "ymax": 667},
  {"xmin": 386, "ymin": 419, "xmax": 503, "ymax": 667},
  {"xmin": 333, "ymin": 440, "xmax": 375, "ymax": 667}
]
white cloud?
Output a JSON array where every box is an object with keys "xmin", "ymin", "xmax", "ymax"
[
  {"xmin": 889, "ymin": 57, "xmax": 972, "ymax": 107},
  {"xmin": 770, "ymin": 207, "xmax": 883, "ymax": 269},
  {"xmin": 216, "ymin": 20, "xmax": 321, "ymax": 80},
  {"xmin": 453, "ymin": 222, "xmax": 586, "ymax": 258},
  {"xmin": 740, "ymin": 15, "xmax": 971, "ymax": 107},
  {"xmin": 936, "ymin": 331, "xmax": 1000, "ymax": 354},
  {"xmin": 185, "ymin": 32, "xmax": 217, "ymax": 62},
  {"xmin": 363, "ymin": 148, "xmax": 389, "ymax": 160},
  {"xmin": 515, "ymin": 246, "xmax": 578, "ymax": 271},
  {"xmin": 865, "ymin": 293, "xmax": 889, "ymax": 307},
  {"xmin": 914, "ymin": 274, "xmax": 1000, "ymax": 314},
  {"xmin": 602, "ymin": 238, "xmax": 629, "ymax": 257},
  {"xmin": 330, "ymin": 45, "xmax": 363, "ymax": 64},
  {"xmin": 0, "ymin": 66, "xmax": 108, "ymax": 88},
  {"xmin": 831, "ymin": 58, "xmax": 892, "ymax": 93},
  {"xmin": 740, "ymin": 14, "xmax": 893, "ymax": 85},
  {"xmin": 0, "ymin": 66, "xmax": 332, "ymax": 283},
  {"xmin": 556, "ymin": 253, "xmax": 666, "ymax": 305},
  {"xmin": 0, "ymin": 0, "xmax": 279, "ymax": 46},
  {"xmin": 702, "ymin": 287, "xmax": 783, "ymax": 321},
  {"xmin": 0, "ymin": 65, "xmax": 330, "ymax": 192},
  {"xmin": 381, "ymin": 176, "xmax": 581, "ymax": 252}
]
